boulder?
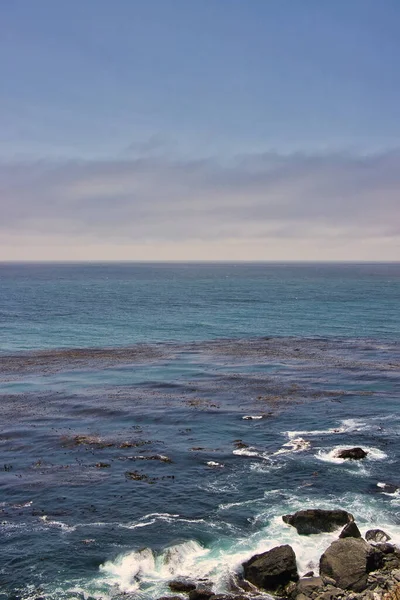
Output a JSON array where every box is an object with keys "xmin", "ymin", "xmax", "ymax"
[
  {"xmin": 282, "ymin": 509, "xmax": 354, "ymax": 535},
  {"xmin": 168, "ymin": 580, "xmax": 197, "ymax": 592},
  {"xmin": 365, "ymin": 529, "xmax": 391, "ymax": 543},
  {"xmin": 293, "ymin": 576, "xmax": 324, "ymax": 597},
  {"xmin": 339, "ymin": 521, "xmax": 362, "ymax": 539},
  {"xmin": 337, "ymin": 448, "xmax": 368, "ymax": 460},
  {"xmin": 319, "ymin": 538, "xmax": 381, "ymax": 592},
  {"xmin": 242, "ymin": 544, "xmax": 298, "ymax": 594},
  {"xmin": 188, "ymin": 590, "xmax": 213, "ymax": 600}
]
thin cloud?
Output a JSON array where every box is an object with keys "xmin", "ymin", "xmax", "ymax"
[{"xmin": 1, "ymin": 151, "xmax": 399, "ymax": 245}]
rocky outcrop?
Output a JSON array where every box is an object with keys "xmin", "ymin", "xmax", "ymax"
[
  {"xmin": 168, "ymin": 579, "xmax": 197, "ymax": 592},
  {"xmin": 282, "ymin": 509, "xmax": 354, "ymax": 535},
  {"xmin": 337, "ymin": 448, "xmax": 368, "ymax": 460},
  {"xmin": 366, "ymin": 529, "xmax": 391, "ymax": 543},
  {"xmin": 242, "ymin": 544, "xmax": 299, "ymax": 594},
  {"xmin": 339, "ymin": 521, "xmax": 362, "ymax": 539},
  {"xmin": 319, "ymin": 538, "xmax": 382, "ymax": 592}
]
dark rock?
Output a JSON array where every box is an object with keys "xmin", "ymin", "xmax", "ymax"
[
  {"xmin": 365, "ymin": 529, "xmax": 391, "ymax": 543},
  {"xmin": 188, "ymin": 590, "xmax": 214, "ymax": 600},
  {"xmin": 377, "ymin": 543, "xmax": 396, "ymax": 554},
  {"xmin": 366, "ymin": 546, "xmax": 384, "ymax": 571},
  {"xmin": 95, "ymin": 462, "xmax": 110, "ymax": 468},
  {"xmin": 242, "ymin": 544, "xmax": 299, "ymax": 593},
  {"xmin": 320, "ymin": 538, "xmax": 380, "ymax": 592},
  {"xmin": 339, "ymin": 522, "xmax": 362, "ymax": 539},
  {"xmin": 168, "ymin": 580, "xmax": 197, "ymax": 592},
  {"xmin": 158, "ymin": 597, "xmax": 185, "ymax": 600},
  {"xmin": 337, "ymin": 448, "xmax": 368, "ymax": 460},
  {"xmin": 282, "ymin": 509, "xmax": 354, "ymax": 535},
  {"xmin": 303, "ymin": 571, "xmax": 314, "ymax": 578},
  {"xmin": 209, "ymin": 596, "xmax": 248, "ymax": 600},
  {"xmin": 378, "ymin": 483, "xmax": 398, "ymax": 494}
]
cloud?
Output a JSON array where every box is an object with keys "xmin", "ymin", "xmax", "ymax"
[{"xmin": 0, "ymin": 150, "xmax": 399, "ymax": 259}]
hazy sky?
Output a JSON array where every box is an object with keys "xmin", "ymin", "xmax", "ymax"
[{"xmin": 1, "ymin": 0, "xmax": 399, "ymax": 261}]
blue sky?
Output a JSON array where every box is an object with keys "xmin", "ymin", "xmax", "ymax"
[{"xmin": 1, "ymin": 0, "xmax": 399, "ymax": 260}]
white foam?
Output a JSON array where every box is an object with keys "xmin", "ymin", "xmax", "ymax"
[
  {"xmin": 273, "ymin": 437, "xmax": 311, "ymax": 455},
  {"xmin": 207, "ymin": 461, "xmax": 224, "ymax": 467},
  {"xmin": 242, "ymin": 415, "xmax": 263, "ymax": 420},
  {"xmin": 316, "ymin": 445, "xmax": 387, "ymax": 465},
  {"xmin": 233, "ymin": 447, "xmax": 269, "ymax": 460}
]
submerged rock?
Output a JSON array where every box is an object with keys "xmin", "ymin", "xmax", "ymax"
[
  {"xmin": 365, "ymin": 529, "xmax": 391, "ymax": 543},
  {"xmin": 282, "ymin": 509, "xmax": 354, "ymax": 535},
  {"xmin": 339, "ymin": 521, "xmax": 362, "ymax": 539},
  {"xmin": 377, "ymin": 483, "xmax": 399, "ymax": 494},
  {"xmin": 337, "ymin": 448, "xmax": 368, "ymax": 460},
  {"xmin": 242, "ymin": 544, "xmax": 299, "ymax": 594},
  {"xmin": 319, "ymin": 538, "xmax": 382, "ymax": 592}
]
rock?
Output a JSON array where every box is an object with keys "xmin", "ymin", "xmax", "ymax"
[
  {"xmin": 242, "ymin": 544, "xmax": 299, "ymax": 593},
  {"xmin": 378, "ymin": 483, "xmax": 398, "ymax": 494},
  {"xmin": 188, "ymin": 590, "xmax": 213, "ymax": 600},
  {"xmin": 282, "ymin": 509, "xmax": 354, "ymax": 535},
  {"xmin": 377, "ymin": 543, "xmax": 396, "ymax": 554},
  {"xmin": 320, "ymin": 538, "xmax": 381, "ymax": 592},
  {"xmin": 209, "ymin": 596, "xmax": 248, "ymax": 600},
  {"xmin": 392, "ymin": 570, "xmax": 400, "ymax": 582},
  {"xmin": 303, "ymin": 571, "xmax": 314, "ymax": 578},
  {"xmin": 337, "ymin": 448, "xmax": 368, "ymax": 460},
  {"xmin": 95, "ymin": 462, "xmax": 110, "ymax": 468},
  {"xmin": 339, "ymin": 522, "xmax": 362, "ymax": 539},
  {"xmin": 294, "ymin": 576, "xmax": 324, "ymax": 596},
  {"xmin": 366, "ymin": 529, "xmax": 391, "ymax": 543},
  {"xmin": 168, "ymin": 580, "xmax": 197, "ymax": 592},
  {"xmin": 158, "ymin": 597, "xmax": 184, "ymax": 600}
]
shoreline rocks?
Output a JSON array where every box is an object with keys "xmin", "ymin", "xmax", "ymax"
[
  {"xmin": 282, "ymin": 509, "xmax": 354, "ymax": 535},
  {"xmin": 159, "ymin": 512, "xmax": 400, "ymax": 600},
  {"xmin": 242, "ymin": 544, "xmax": 299, "ymax": 594}
]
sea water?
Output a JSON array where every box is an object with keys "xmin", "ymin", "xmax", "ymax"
[{"xmin": 0, "ymin": 262, "xmax": 399, "ymax": 599}]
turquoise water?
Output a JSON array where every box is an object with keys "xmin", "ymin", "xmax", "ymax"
[{"xmin": 0, "ymin": 263, "xmax": 399, "ymax": 599}]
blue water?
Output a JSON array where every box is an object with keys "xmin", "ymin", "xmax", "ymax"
[{"xmin": 0, "ymin": 263, "xmax": 399, "ymax": 600}]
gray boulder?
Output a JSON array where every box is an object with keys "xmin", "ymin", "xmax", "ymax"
[
  {"xmin": 242, "ymin": 544, "xmax": 298, "ymax": 594},
  {"xmin": 319, "ymin": 538, "xmax": 382, "ymax": 592},
  {"xmin": 282, "ymin": 509, "xmax": 354, "ymax": 535},
  {"xmin": 339, "ymin": 521, "xmax": 362, "ymax": 539},
  {"xmin": 365, "ymin": 529, "xmax": 391, "ymax": 543}
]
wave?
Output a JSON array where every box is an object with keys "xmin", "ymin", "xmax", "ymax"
[{"xmin": 273, "ymin": 437, "xmax": 311, "ymax": 455}]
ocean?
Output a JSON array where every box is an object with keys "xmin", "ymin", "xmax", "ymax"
[{"xmin": 0, "ymin": 262, "xmax": 399, "ymax": 600}]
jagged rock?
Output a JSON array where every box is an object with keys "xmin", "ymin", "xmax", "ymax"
[
  {"xmin": 168, "ymin": 580, "xmax": 197, "ymax": 592},
  {"xmin": 209, "ymin": 596, "xmax": 248, "ymax": 600},
  {"xmin": 339, "ymin": 522, "xmax": 362, "ymax": 539},
  {"xmin": 303, "ymin": 571, "xmax": 315, "ymax": 578},
  {"xmin": 242, "ymin": 544, "xmax": 299, "ymax": 593},
  {"xmin": 294, "ymin": 576, "xmax": 324, "ymax": 596},
  {"xmin": 320, "ymin": 538, "xmax": 381, "ymax": 592},
  {"xmin": 188, "ymin": 589, "xmax": 214, "ymax": 600},
  {"xmin": 337, "ymin": 448, "xmax": 368, "ymax": 460},
  {"xmin": 282, "ymin": 509, "xmax": 354, "ymax": 535},
  {"xmin": 366, "ymin": 529, "xmax": 391, "ymax": 543},
  {"xmin": 378, "ymin": 543, "xmax": 396, "ymax": 554}
]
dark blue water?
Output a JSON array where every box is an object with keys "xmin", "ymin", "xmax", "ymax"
[{"xmin": 0, "ymin": 263, "xmax": 399, "ymax": 599}]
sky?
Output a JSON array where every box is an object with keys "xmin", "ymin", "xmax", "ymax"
[{"xmin": 1, "ymin": 0, "xmax": 399, "ymax": 261}]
